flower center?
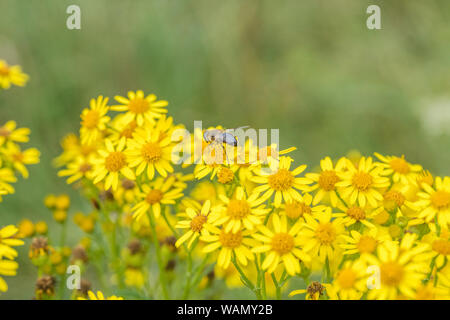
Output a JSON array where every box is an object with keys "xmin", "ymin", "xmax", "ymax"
[
  {"xmin": 120, "ymin": 121, "xmax": 137, "ymax": 139},
  {"xmin": 315, "ymin": 223, "xmax": 336, "ymax": 245},
  {"xmin": 145, "ymin": 189, "xmax": 163, "ymax": 204},
  {"xmin": 380, "ymin": 262, "xmax": 404, "ymax": 286},
  {"xmin": 128, "ymin": 98, "xmax": 149, "ymax": 114},
  {"xmin": 431, "ymin": 191, "xmax": 450, "ymax": 209},
  {"xmin": 346, "ymin": 206, "xmax": 366, "ymax": 221},
  {"xmin": 0, "ymin": 65, "xmax": 10, "ymax": 76},
  {"xmin": 357, "ymin": 235, "xmax": 377, "ymax": 253},
  {"xmin": 219, "ymin": 230, "xmax": 243, "ymax": 248},
  {"xmin": 336, "ymin": 269, "xmax": 356, "ymax": 289},
  {"xmin": 284, "ymin": 201, "xmax": 311, "ymax": 219},
  {"xmin": 0, "ymin": 127, "xmax": 10, "ymax": 137},
  {"xmin": 105, "ymin": 151, "xmax": 126, "ymax": 172},
  {"xmin": 351, "ymin": 172, "xmax": 373, "ymax": 191},
  {"xmin": 81, "ymin": 110, "xmax": 100, "ymax": 129},
  {"xmin": 13, "ymin": 152, "xmax": 24, "ymax": 163},
  {"xmin": 268, "ymin": 169, "xmax": 294, "ymax": 191},
  {"xmin": 226, "ymin": 200, "xmax": 251, "ymax": 219},
  {"xmin": 271, "ymin": 233, "xmax": 295, "ymax": 255},
  {"xmin": 79, "ymin": 163, "xmax": 92, "ymax": 173},
  {"xmin": 190, "ymin": 215, "xmax": 207, "ymax": 232},
  {"xmin": 318, "ymin": 170, "xmax": 339, "ymax": 191},
  {"xmin": 383, "ymin": 190, "xmax": 405, "ymax": 210},
  {"xmin": 217, "ymin": 167, "xmax": 234, "ymax": 184},
  {"xmin": 432, "ymin": 239, "xmax": 450, "ymax": 256},
  {"xmin": 141, "ymin": 142, "xmax": 162, "ymax": 163},
  {"xmin": 389, "ymin": 157, "xmax": 409, "ymax": 174}
]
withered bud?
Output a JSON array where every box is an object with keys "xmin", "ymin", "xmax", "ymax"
[
  {"xmin": 127, "ymin": 239, "xmax": 142, "ymax": 255},
  {"xmin": 31, "ymin": 236, "xmax": 49, "ymax": 251},
  {"xmin": 121, "ymin": 179, "xmax": 135, "ymax": 190},
  {"xmin": 165, "ymin": 259, "xmax": 176, "ymax": 271},
  {"xmin": 99, "ymin": 189, "xmax": 114, "ymax": 202},
  {"xmin": 35, "ymin": 275, "xmax": 56, "ymax": 299},
  {"xmin": 78, "ymin": 279, "xmax": 92, "ymax": 296},
  {"xmin": 71, "ymin": 245, "xmax": 88, "ymax": 263}
]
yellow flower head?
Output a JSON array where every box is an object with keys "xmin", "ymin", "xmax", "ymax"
[
  {"xmin": 131, "ymin": 176, "xmax": 184, "ymax": 221},
  {"xmin": 80, "ymin": 95, "xmax": 110, "ymax": 145},
  {"xmin": 252, "ymin": 214, "xmax": 311, "ymax": 275},
  {"xmin": 306, "ymin": 156, "xmax": 347, "ymax": 207},
  {"xmin": 126, "ymin": 126, "xmax": 174, "ymax": 180},
  {"xmin": 251, "ymin": 156, "xmax": 312, "ymax": 208},
  {"xmin": 217, "ymin": 187, "xmax": 270, "ymax": 233},
  {"xmin": 336, "ymin": 157, "xmax": 390, "ymax": 208},
  {"xmin": 78, "ymin": 290, "xmax": 123, "ymax": 300},
  {"xmin": 92, "ymin": 138, "xmax": 135, "ymax": 191},
  {"xmin": 175, "ymin": 200, "xmax": 225, "ymax": 249},
  {"xmin": 416, "ymin": 176, "xmax": 450, "ymax": 228},
  {"xmin": 0, "ymin": 225, "xmax": 24, "ymax": 260},
  {"xmin": 374, "ymin": 153, "xmax": 423, "ymax": 185},
  {"xmin": 112, "ymin": 90, "xmax": 168, "ymax": 126},
  {"xmin": 0, "ymin": 121, "xmax": 30, "ymax": 146},
  {"xmin": 0, "ymin": 60, "xmax": 29, "ymax": 89}
]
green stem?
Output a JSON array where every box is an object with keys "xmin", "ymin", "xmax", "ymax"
[
  {"xmin": 147, "ymin": 211, "xmax": 170, "ymax": 299},
  {"xmin": 232, "ymin": 255, "xmax": 261, "ymax": 299}
]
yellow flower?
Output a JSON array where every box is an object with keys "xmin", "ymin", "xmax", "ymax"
[
  {"xmin": 306, "ymin": 156, "xmax": 347, "ymax": 207},
  {"xmin": 0, "ymin": 121, "xmax": 30, "ymax": 146},
  {"xmin": 336, "ymin": 157, "xmax": 390, "ymax": 208},
  {"xmin": 78, "ymin": 290, "xmax": 123, "ymax": 300},
  {"xmin": 251, "ymin": 156, "xmax": 312, "ymax": 207},
  {"xmin": 80, "ymin": 95, "xmax": 110, "ymax": 145},
  {"xmin": 35, "ymin": 221, "xmax": 48, "ymax": 235},
  {"xmin": 333, "ymin": 202, "xmax": 383, "ymax": 229},
  {"xmin": 92, "ymin": 138, "xmax": 135, "ymax": 190},
  {"xmin": 17, "ymin": 219, "xmax": 35, "ymax": 238},
  {"xmin": 124, "ymin": 268, "xmax": 145, "ymax": 288},
  {"xmin": 422, "ymin": 225, "xmax": 450, "ymax": 269},
  {"xmin": 58, "ymin": 156, "xmax": 94, "ymax": 184},
  {"xmin": 131, "ymin": 176, "xmax": 184, "ymax": 221},
  {"xmin": 374, "ymin": 153, "xmax": 423, "ymax": 185},
  {"xmin": 126, "ymin": 127, "xmax": 174, "ymax": 180},
  {"xmin": 416, "ymin": 176, "xmax": 450, "ymax": 228},
  {"xmin": 279, "ymin": 192, "xmax": 328, "ymax": 221},
  {"xmin": 112, "ymin": 90, "xmax": 168, "ymax": 126},
  {"xmin": 0, "ymin": 60, "xmax": 29, "ymax": 89},
  {"xmin": 300, "ymin": 209, "xmax": 345, "ymax": 263},
  {"xmin": 217, "ymin": 187, "xmax": 270, "ymax": 233},
  {"xmin": 175, "ymin": 200, "xmax": 225, "ymax": 248},
  {"xmin": 435, "ymin": 272, "xmax": 450, "ymax": 299},
  {"xmin": 2, "ymin": 142, "xmax": 40, "ymax": 178},
  {"xmin": 0, "ymin": 168, "xmax": 17, "ymax": 200},
  {"xmin": 0, "ymin": 258, "xmax": 19, "ymax": 292},
  {"xmin": 365, "ymin": 233, "xmax": 432, "ymax": 300},
  {"xmin": 201, "ymin": 227, "xmax": 255, "ymax": 269},
  {"xmin": 0, "ymin": 225, "xmax": 24, "ymax": 260},
  {"xmin": 327, "ymin": 259, "xmax": 368, "ymax": 300},
  {"xmin": 340, "ymin": 228, "xmax": 388, "ymax": 258},
  {"xmin": 252, "ymin": 214, "xmax": 311, "ymax": 275}
]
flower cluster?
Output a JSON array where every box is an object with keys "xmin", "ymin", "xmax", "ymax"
[
  {"xmin": 2, "ymin": 87, "xmax": 450, "ymax": 300},
  {"xmin": 0, "ymin": 120, "xmax": 40, "ymax": 202}
]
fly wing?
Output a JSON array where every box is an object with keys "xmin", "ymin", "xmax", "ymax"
[{"xmin": 222, "ymin": 132, "xmax": 238, "ymax": 146}]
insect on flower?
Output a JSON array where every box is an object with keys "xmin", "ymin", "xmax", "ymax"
[{"xmin": 203, "ymin": 126, "xmax": 249, "ymax": 164}]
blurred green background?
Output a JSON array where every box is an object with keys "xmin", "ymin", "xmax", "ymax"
[{"xmin": 1, "ymin": 0, "xmax": 450, "ymax": 299}]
